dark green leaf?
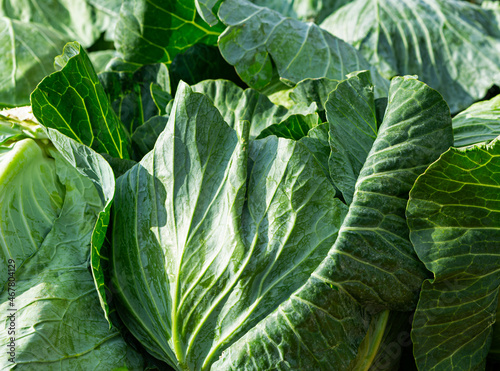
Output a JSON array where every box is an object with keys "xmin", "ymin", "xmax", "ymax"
[
  {"xmin": 99, "ymin": 63, "xmax": 172, "ymax": 135},
  {"xmin": 327, "ymin": 71, "xmax": 378, "ymax": 204},
  {"xmin": 407, "ymin": 138, "xmax": 500, "ymax": 370},
  {"xmin": 31, "ymin": 42, "xmax": 131, "ymax": 159},
  {"xmin": 169, "ymin": 44, "xmax": 245, "ymax": 95},
  {"xmin": 112, "ymin": 82, "xmax": 347, "ymax": 369},
  {"xmin": 320, "ymin": 0, "xmax": 500, "ymax": 113},
  {"xmin": 218, "ymin": 0, "xmax": 389, "ymax": 95},
  {"xmin": 131, "ymin": 115, "xmax": 169, "ymax": 158},
  {"xmin": 256, "ymin": 111, "xmax": 320, "ymax": 140},
  {"xmin": 114, "ymin": 0, "xmax": 225, "ymax": 65}
]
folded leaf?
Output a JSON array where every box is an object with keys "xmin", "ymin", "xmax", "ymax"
[
  {"xmin": 31, "ymin": 42, "xmax": 131, "ymax": 159},
  {"xmin": 111, "ymin": 82, "xmax": 347, "ymax": 370},
  {"xmin": 98, "ymin": 63, "xmax": 171, "ymax": 135},
  {"xmin": 453, "ymin": 94, "xmax": 500, "ymax": 147},
  {"xmin": 408, "ymin": 138, "xmax": 500, "ymax": 370},
  {"xmin": 327, "ymin": 71, "xmax": 378, "ymax": 204},
  {"xmin": 191, "ymin": 79, "xmax": 318, "ymax": 139},
  {"xmin": 320, "ymin": 0, "xmax": 500, "ymax": 113},
  {"xmin": 0, "ymin": 125, "xmax": 142, "ymax": 368}
]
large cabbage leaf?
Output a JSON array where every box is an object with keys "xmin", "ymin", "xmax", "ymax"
[
  {"xmin": 0, "ymin": 114, "xmax": 142, "ymax": 368},
  {"xmin": 0, "ymin": 19, "xmax": 66, "ymax": 108},
  {"xmin": 111, "ymin": 72, "xmax": 452, "ymax": 370},
  {"xmin": 407, "ymin": 137, "xmax": 500, "ymax": 370},
  {"xmin": 111, "ymin": 81, "xmax": 348, "ymax": 369},
  {"xmin": 214, "ymin": 74, "xmax": 453, "ymax": 369},
  {"xmin": 217, "ymin": 0, "xmax": 389, "ymax": 96},
  {"xmin": 320, "ymin": 0, "xmax": 500, "ymax": 113}
]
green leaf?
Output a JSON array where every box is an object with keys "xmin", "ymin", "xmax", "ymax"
[
  {"xmin": 298, "ymin": 123, "xmax": 333, "ymax": 186},
  {"xmin": 249, "ymin": 0, "xmax": 354, "ymax": 22},
  {"xmin": 288, "ymin": 78, "xmax": 340, "ymax": 114},
  {"xmin": 407, "ymin": 139, "xmax": 500, "ymax": 371},
  {"xmin": 0, "ymin": 125, "xmax": 142, "ymax": 368},
  {"xmin": 256, "ymin": 111, "xmax": 320, "ymax": 140},
  {"xmin": 114, "ymin": 0, "xmax": 225, "ymax": 65},
  {"xmin": 169, "ymin": 44, "xmax": 245, "ymax": 95},
  {"xmin": 190, "ymin": 79, "xmax": 318, "ymax": 139},
  {"xmin": 131, "ymin": 115, "xmax": 169, "ymax": 159},
  {"xmin": 0, "ymin": 0, "xmax": 104, "ymax": 47},
  {"xmin": 320, "ymin": 0, "xmax": 500, "ymax": 113},
  {"xmin": 0, "ymin": 107, "xmax": 46, "ymax": 146},
  {"xmin": 197, "ymin": 0, "xmax": 354, "ymax": 24},
  {"xmin": 218, "ymin": 0, "xmax": 389, "ymax": 95},
  {"xmin": 31, "ymin": 42, "xmax": 131, "ymax": 159},
  {"xmin": 453, "ymin": 94, "xmax": 500, "ymax": 147},
  {"xmin": 212, "ymin": 74, "xmax": 453, "ymax": 370},
  {"xmin": 89, "ymin": 50, "xmax": 118, "ymax": 74},
  {"xmin": 99, "ymin": 63, "xmax": 172, "ymax": 135},
  {"xmin": 327, "ymin": 71, "xmax": 378, "ymax": 204},
  {"xmin": 0, "ymin": 18, "xmax": 66, "ymax": 107},
  {"xmin": 111, "ymin": 82, "xmax": 348, "ymax": 370}
]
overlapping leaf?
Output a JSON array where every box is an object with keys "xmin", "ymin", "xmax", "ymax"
[
  {"xmin": 453, "ymin": 95, "xmax": 500, "ymax": 147},
  {"xmin": 0, "ymin": 126, "xmax": 141, "ymax": 368},
  {"xmin": 191, "ymin": 79, "xmax": 319, "ymax": 139},
  {"xmin": 111, "ymin": 82, "xmax": 347, "ymax": 370},
  {"xmin": 98, "ymin": 63, "xmax": 171, "ymax": 135},
  {"xmin": 320, "ymin": 0, "xmax": 500, "ymax": 113},
  {"xmin": 0, "ymin": 19, "xmax": 66, "ymax": 107},
  {"xmin": 213, "ymin": 74, "xmax": 453, "ymax": 369},
  {"xmin": 407, "ymin": 138, "xmax": 500, "ymax": 370},
  {"xmin": 114, "ymin": 0, "xmax": 225, "ymax": 65},
  {"xmin": 31, "ymin": 42, "xmax": 131, "ymax": 159},
  {"xmin": 217, "ymin": 0, "xmax": 389, "ymax": 95}
]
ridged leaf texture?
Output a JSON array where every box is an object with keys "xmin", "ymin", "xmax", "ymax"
[
  {"xmin": 31, "ymin": 42, "xmax": 131, "ymax": 159},
  {"xmin": 408, "ymin": 138, "xmax": 500, "ymax": 370},
  {"xmin": 111, "ymin": 82, "xmax": 347, "ymax": 370}
]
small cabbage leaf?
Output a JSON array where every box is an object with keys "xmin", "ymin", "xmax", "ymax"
[
  {"xmin": 31, "ymin": 42, "xmax": 131, "ymax": 159},
  {"xmin": 114, "ymin": 0, "xmax": 225, "ymax": 65},
  {"xmin": 453, "ymin": 94, "xmax": 500, "ymax": 147}
]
